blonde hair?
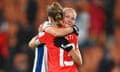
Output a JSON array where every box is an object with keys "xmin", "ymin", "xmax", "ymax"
[{"xmin": 63, "ymin": 8, "xmax": 77, "ymax": 18}]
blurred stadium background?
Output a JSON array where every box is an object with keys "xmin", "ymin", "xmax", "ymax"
[{"xmin": 0, "ymin": 0, "xmax": 120, "ymax": 72}]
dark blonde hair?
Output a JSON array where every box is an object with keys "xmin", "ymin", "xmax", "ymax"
[{"xmin": 47, "ymin": 2, "xmax": 63, "ymax": 26}]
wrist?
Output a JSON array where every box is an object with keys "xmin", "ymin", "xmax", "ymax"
[{"xmin": 34, "ymin": 39, "xmax": 40, "ymax": 46}]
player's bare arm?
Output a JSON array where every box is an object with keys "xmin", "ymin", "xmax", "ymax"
[
  {"xmin": 29, "ymin": 24, "xmax": 44, "ymax": 48},
  {"xmin": 69, "ymin": 49, "xmax": 83, "ymax": 67},
  {"xmin": 28, "ymin": 36, "xmax": 38, "ymax": 48},
  {"xmin": 44, "ymin": 26, "xmax": 73, "ymax": 37}
]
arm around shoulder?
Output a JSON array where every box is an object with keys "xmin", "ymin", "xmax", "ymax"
[{"xmin": 45, "ymin": 27, "xmax": 73, "ymax": 37}]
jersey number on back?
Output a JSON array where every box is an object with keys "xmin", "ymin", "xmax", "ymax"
[{"xmin": 59, "ymin": 44, "xmax": 75, "ymax": 67}]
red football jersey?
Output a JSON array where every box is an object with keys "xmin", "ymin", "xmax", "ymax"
[{"xmin": 37, "ymin": 31, "xmax": 79, "ymax": 72}]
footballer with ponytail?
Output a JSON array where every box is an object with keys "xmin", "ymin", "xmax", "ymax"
[{"xmin": 29, "ymin": 2, "xmax": 82, "ymax": 72}]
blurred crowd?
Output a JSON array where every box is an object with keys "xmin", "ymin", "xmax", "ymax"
[{"xmin": 0, "ymin": 0, "xmax": 120, "ymax": 72}]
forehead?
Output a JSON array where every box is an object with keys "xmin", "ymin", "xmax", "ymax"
[{"xmin": 64, "ymin": 10, "xmax": 76, "ymax": 18}]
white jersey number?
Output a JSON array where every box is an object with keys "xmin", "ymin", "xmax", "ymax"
[{"xmin": 59, "ymin": 44, "xmax": 75, "ymax": 67}]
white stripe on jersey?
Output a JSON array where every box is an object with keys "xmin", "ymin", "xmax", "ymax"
[
  {"xmin": 41, "ymin": 45, "xmax": 48, "ymax": 72},
  {"xmin": 32, "ymin": 45, "xmax": 48, "ymax": 72},
  {"xmin": 33, "ymin": 48, "xmax": 38, "ymax": 72}
]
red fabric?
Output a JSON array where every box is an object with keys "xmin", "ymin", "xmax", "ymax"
[
  {"xmin": 89, "ymin": 5, "xmax": 106, "ymax": 33},
  {"xmin": 0, "ymin": 32, "xmax": 8, "ymax": 58},
  {"xmin": 37, "ymin": 32, "xmax": 78, "ymax": 72}
]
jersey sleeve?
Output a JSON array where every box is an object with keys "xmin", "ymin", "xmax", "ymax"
[
  {"xmin": 35, "ymin": 21, "xmax": 53, "ymax": 45},
  {"xmin": 37, "ymin": 32, "xmax": 50, "ymax": 44},
  {"xmin": 37, "ymin": 32, "xmax": 46, "ymax": 44}
]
